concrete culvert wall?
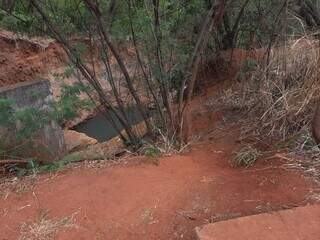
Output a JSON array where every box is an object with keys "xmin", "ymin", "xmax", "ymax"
[{"xmin": 0, "ymin": 79, "xmax": 66, "ymax": 162}]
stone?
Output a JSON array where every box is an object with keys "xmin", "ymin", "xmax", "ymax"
[
  {"xmin": 196, "ymin": 204, "xmax": 320, "ymax": 240},
  {"xmin": 0, "ymin": 79, "xmax": 66, "ymax": 162},
  {"xmin": 64, "ymin": 130, "xmax": 98, "ymax": 153}
]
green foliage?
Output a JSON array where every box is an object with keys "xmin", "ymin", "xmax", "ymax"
[
  {"xmin": 15, "ymin": 107, "xmax": 49, "ymax": 140},
  {"xmin": 36, "ymin": 153, "xmax": 83, "ymax": 173},
  {"xmin": 0, "ymin": 100, "xmax": 50, "ymax": 143},
  {"xmin": 0, "ymin": 0, "xmax": 310, "ymax": 48},
  {"xmin": 0, "ymin": 81, "xmax": 90, "ymax": 163},
  {"xmin": 52, "ymin": 82, "xmax": 93, "ymax": 123},
  {"xmin": 0, "ymin": 99, "xmax": 14, "ymax": 127},
  {"xmin": 1, "ymin": 0, "xmax": 301, "ymax": 94},
  {"xmin": 0, "ymin": 0, "xmax": 91, "ymax": 35},
  {"xmin": 144, "ymin": 144, "xmax": 161, "ymax": 158},
  {"xmin": 0, "ymin": 101, "xmax": 50, "ymax": 163},
  {"xmin": 0, "ymin": 9, "xmax": 40, "ymax": 35},
  {"xmin": 123, "ymin": 0, "xmax": 207, "ymax": 96}
]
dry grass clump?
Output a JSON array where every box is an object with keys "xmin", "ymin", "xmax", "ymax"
[
  {"xmin": 141, "ymin": 128, "xmax": 190, "ymax": 158},
  {"xmin": 19, "ymin": 209, "xmax": 75, "ymax": 240},
  {"xmin": 249, "ymin": 38, "xmax": 320, "ymax": 138},
  {"xmin": 232, "ymin": 144, "xmax": 262, "ymax": 168},
  {"xmin": 222, "ymin": 37, "xmax": 320, "ymax": 141},
  {"xmin": 218, "ymin": 36, "xmax": 320, "ymax": 170},
  {"xmin": 219, "ymin": 36, "xmax": 320, "ymax": 175}
]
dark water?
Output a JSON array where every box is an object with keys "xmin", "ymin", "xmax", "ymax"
[{"xmin": 74, "ymin": 107, "xmax": 145, "ymax": 142}]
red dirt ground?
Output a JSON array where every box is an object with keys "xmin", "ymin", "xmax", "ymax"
[{"xmin": 0, "ymin": 123, "xmax": 317, "ymax": 240}]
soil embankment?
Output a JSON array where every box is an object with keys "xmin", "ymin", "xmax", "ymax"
[{"xmin": 0, "ymin": 30, "xmax": 66, "ymax": 88}]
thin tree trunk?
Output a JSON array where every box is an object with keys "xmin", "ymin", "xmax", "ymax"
[
  {"xmin": 29, "ymin": 0, "xmax": 139, "ymax": 144},
  {"xmin": 75, "ymin": 70, "xmax": 128, "ymax": 143},
  {"xmin": 96, "ymin": 29, "xmax": 134, "ymax": 131},
  {"xmin": 178, "ymin": 0, "xmax": 226, "ymax": 142},
  {"xmin": 178, "ymin": 2, "xmax": 217, "ymax": 118},
  {"xmin": 107, "ymin": 0, "xmax": 117, "ymax": 30},
  {"xmin": 151, "ymin": 0, "xmax": 175, "ymax": 132},
  {"xmin": 227, "ymin": 0, "xmax": 251, "ymax": 49},
  {"xmin": 127, "ymin": 0, "xmax": 166, "ymax": 126},
  {"xmin": 83, "ymin": 0, "xmax": 153, "ymax": 135},
  {"xmin": 71, "ymin": 8, "xmax": 130, "ymax": 142}
]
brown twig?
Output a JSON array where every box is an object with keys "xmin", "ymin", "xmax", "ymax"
[{"xmin": 0, "ymin": 159, "xmax": 29, "ymax": 165}]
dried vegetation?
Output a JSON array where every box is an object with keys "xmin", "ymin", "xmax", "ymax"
[{"xmin": 214, "ymin": 36, "xmax": 320, "ymax": 177}]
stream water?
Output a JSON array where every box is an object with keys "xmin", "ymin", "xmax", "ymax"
[{"xmin": 74, "ymin": 107, "xmax": 145, "ymax": 142}]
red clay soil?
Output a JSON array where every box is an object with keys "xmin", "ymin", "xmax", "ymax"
[
  {"xmin": 0, "ymin": 126, "xmax": 316, "ymax": 240},
  {"xmin": 0, "ymin": 33, "xmax": 66, "ymax": 87},
  {"xmin": 0, "ymin": 30, "xmax": 142, "ymax": 89}
]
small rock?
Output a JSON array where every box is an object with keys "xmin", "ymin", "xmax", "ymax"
[{"xmin": 64, "ymin": 130, "xmax": 98, "ymax": 153}]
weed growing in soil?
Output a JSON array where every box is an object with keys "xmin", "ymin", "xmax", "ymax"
[
  {"xmin": 141, "ymin": 128, "xmax": 189, "ymax": 159},
  {"xmin": 144, "ymin": 144, "xmax": 161, "ymax": 158}
]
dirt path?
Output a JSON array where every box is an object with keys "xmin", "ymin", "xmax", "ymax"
[{"xmin": 0, "ymin": 126, "xmax": 316, "ymax": 240}]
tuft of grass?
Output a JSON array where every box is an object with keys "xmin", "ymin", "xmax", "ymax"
[
  {"xmin": 19, "ymin": 209, "xmax": 75, "ymax": 240},
  {"xmin": 144, "ymin": 144, "xmax": 161, "ymax": 158},
  {"xmin": 232, "ymin": 144, "xmax": 262, "ymax": 168}
]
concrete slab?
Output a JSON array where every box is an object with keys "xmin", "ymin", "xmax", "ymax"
[{"xmin": 196, "ymin": 204, "xmax": 320, "ymax": 240}]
